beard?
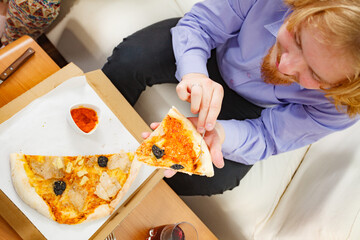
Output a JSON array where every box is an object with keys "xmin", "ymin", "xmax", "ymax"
[{"xmin": 261, "ymin": 44, "xmax": 297, "ymax": 86}]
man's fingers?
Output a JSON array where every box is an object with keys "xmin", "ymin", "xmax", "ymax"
[
  {"xmin": 205, "ymin": 86, "xmax": 223, "ymax": 131},
  {"xmin": 211, "ymin": 147, "xmax": 224, "ymax": 169},
  {"xmin": 208, "ymin": 132, "xmax": 225, "ymax": 168},
  {"xmin": 141, "ymin": 122, "xmax": 160, "ymax": 139},
  {"xmin": 190, "ymin": 84, "xmax": 202, "ymax": 114},
  {"xmin": 164, "ymin": 169, "xmax": 177, "ymax": 178},
  {"xmin": 196, "ymin": 83, "xmax": 212, "ymax": 132},
  {"xmin": 176, "ymin": 82, "xmax": 191, "ymax": 102},
  {"xmin": 150, "ymin": 122, "xmax": 160, "ymax": 130},
  {"xmin": 177, "ymin": 75, "xmax": 224, "ymax": 134},
  {"xmin": 141, "ymin": 132, "xmax": 151, "ymax": 139}
]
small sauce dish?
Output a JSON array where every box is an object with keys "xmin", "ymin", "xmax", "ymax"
[{"xmin": 67, "ymin": 103, "xmax": 101, "ymax": 135}]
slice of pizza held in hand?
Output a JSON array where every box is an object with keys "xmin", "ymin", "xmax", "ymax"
[
  {"xmin": 135, "ymin": 106, "xmax": 214, "ymax": 177},
  {"xmin": 10, "ymin": 151, "xmax": 141, "ymax": 224}
]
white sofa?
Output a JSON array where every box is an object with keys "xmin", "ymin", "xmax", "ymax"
[{"xmin": 46, "ymin": 0, "xmax": 360, "ymax": 239}]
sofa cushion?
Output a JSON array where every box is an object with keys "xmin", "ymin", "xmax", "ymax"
[
  {"xmin": 255, "ymin": 121, "xmax": 360, "ymax": 239},
  {"xmin": 46, "ymin": 0, "xmax": 184, "ymax": 72}
]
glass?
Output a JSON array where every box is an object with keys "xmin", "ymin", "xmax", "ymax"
[{"xmin": 146, "ymin": 221, "xmax": 198, "ymax": 240}]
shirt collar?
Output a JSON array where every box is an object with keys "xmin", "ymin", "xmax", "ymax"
[{"xmin": 264, "ymin": 8, "xmax": 292, "ymax": 37}]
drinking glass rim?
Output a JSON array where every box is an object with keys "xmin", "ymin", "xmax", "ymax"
[{"xmin": 172, "ymin": 221, "xmax": 198, "ymax": 240}]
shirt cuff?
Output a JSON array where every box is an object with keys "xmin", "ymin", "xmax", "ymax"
[
  {"xmin": 218, "ymin": 119, "xmax": 250, "ymax": 164},
  {"xmin": 175, "ymin": 54, "xmax": 209, "ymax": 81}
]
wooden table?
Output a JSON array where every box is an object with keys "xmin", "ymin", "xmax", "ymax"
[
  {"xmin": 113, "ymin": 180, "xmax": 216, "ymax": 239},
  {"xmin": 0, "ymin": 37, "xmax": 217, "ymax": 240},
  {"xmin": 0, "ymin": 35, "xmax": 60, "ymax": 107},
  {"xmin": 0, "ymin": 214, "xmax": 21, "ymax": 240}
]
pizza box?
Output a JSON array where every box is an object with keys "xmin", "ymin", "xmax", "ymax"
[{"xmin": 0, "ymin": 63, "xmax": 164, "ymax": 240}]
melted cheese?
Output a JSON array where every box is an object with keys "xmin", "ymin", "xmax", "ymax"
[{"xmin": 23, "ymin": 153, "xmax": 134, "ymax": 224}]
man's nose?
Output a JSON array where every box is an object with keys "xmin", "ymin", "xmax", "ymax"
[{"xmin": 277, "ymin": 51, "xmax": 305, "ymax": 79}]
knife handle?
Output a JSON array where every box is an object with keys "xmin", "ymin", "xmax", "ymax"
[{"xmin": 0, "ymin": 47, "xmax": 35, "ymax": 82}]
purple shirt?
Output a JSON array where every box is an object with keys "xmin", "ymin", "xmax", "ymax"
[{"xmin": 171, "ymin": 0, "xmax": 358, "ymax": 164}]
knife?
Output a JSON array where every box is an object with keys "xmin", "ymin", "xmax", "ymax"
[{"xmin": 0, "ymin": 47, "xmax": 35, "ymax": 84}]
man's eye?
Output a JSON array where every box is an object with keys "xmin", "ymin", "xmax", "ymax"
[
  {"xmin": 312, "ymin": 72, "xmax": 331, "ymax": 88},
  {"xmin": 312, "ymin": 72, "xmax": 321, "ymax": 82}
]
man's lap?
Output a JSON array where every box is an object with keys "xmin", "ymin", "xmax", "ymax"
[{"xmin": 102, "ymin": 18, "xmax": 263, "ymax": 196}]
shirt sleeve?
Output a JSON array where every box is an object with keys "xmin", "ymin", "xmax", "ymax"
[
  {"xmin": 218, "ymin": 103, "xmax": 358, "ymax": 165},
  {"xmin": 171, "ymin": 0, "xmax": 256, "ymax": 80}
]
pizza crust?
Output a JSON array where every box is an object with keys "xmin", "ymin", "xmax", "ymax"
[
  {"xmin": 10, "ymin": 153, "xmax": 53, "ymax": 220},
  {"xmin": 109, "ymin": 157, "xmax": 142, "ymax": 208},
  {"xmin": 82, "ymin": 204, "xmax": 112, "ymax": 223}
]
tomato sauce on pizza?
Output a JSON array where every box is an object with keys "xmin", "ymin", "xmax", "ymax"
[
  {"xmin": 135, "ymin": 107, "xmax": 214, "ymax": 177},
  {"xmin": 136, "ymin": 116, "xmax": 201, "ymax": 174},
  {"xmin": 163, "ymin": 116, "xmax": 199, "ymax": 169}
]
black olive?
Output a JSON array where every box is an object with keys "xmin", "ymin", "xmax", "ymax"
[
  {"xmin": 53, "ymin": 181, "xmax": 66, "ymax": 196},
  {"xmin": 98, "ymin": 156, "xmax": 108, "ymax": 167},
  {"xmin": 170, "ymin": 164, "xmax": 184, "ymax": 170},
  {"xmin": 152, "ymin": 145, "xmax": 165, "ymax": 159}
]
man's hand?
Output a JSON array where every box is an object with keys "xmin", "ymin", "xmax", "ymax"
[
  {"xmin": 141, "ymin": 118, "xmax": 225, "ymax": 178},
  {"xmin": 176, "ymin": 73, "xmax": 224, "ymax": 133}
]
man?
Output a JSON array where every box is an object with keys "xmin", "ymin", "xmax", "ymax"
[{"xmin": 102, "ymin": 0, "xmax": 360, "ymax": 196}]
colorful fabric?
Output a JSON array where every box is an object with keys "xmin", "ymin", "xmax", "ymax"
[{"xmin": 1, "ymin": 0, "xmax": 60, "ymax": 45}]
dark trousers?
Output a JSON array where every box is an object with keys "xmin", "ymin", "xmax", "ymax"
[{"xmin": 102, "ymin": 18, "xmax": 264, "ymax": 196}]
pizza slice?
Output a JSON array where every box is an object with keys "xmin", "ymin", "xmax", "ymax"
[
  {"xmin": 10, "ymin": 151, "xmax": 141, "ymax": 224},
  {"xmin": 135, "ymin": 106, "xmax": 214, "ymax": 177}
]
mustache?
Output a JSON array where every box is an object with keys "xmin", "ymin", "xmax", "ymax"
[{"xmin": 261, "ymin": 45, "xmax": 297, "ymax": 86}]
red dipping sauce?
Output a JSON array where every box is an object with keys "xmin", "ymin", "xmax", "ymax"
[{"xmin": 70, "ymin": 107, "xmax": 98, "ymax": 133}]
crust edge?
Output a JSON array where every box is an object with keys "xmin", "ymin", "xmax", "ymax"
[
  {"xmin": 109, "ymin": 157, "xmax": 142, "ymax": 209},
  {"xmin": 10, "ymin": 153, "xmax": 53, "ymax": 220}
]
